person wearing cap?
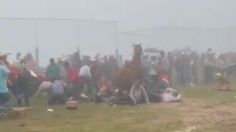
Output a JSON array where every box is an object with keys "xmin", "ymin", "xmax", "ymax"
[{"xmin": 0, "ymin": 54, "xmax": 10, "ymax": 106}]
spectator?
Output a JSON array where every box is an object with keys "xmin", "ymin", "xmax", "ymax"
[
  {"xmin": 16, "ymin": 59, "xmax": 31, "ymax": 106},
  {"xmin": 46, "ymin": 58, "xmax": 60, "ymax": 81},
  {"xmin": 79, "ymin": 64, "xmax": 95, "ymax": 100},
  {"xmin": 0, "ymin": 53, "xmax": 10, "ymax": 107},
  {"xmin": 64, "ymin": 62, "xmax": 80, "ymax": 100},
  {"xmin": 204, "ymin": 48, "xmax": 216, "ymax": 84}
]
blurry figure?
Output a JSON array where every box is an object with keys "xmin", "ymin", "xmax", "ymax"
[
  {"xmin": 175, "ymin": 53, "xmax": 186, "ymax": 85},
  {"xmin": 182, "ymin": 51, "xmax": 194, "ymax": 86},
  {"xmin": 216, "ymin": 73, "xmax": 230, "ymax": 91},
  {"xmin": 157, "ymin": 51, "xmax": 169, "ymax": 76},
  {"xmin": 48, "ymin": 78, "xmax": 67, "ymax": 106},
  {"xmin": 71, "ymin": 52, "xmax": 81, "ymax": 71},
  {"xmin": 149, "ymin": 56, "xmax": 158, "ymax": 84},
  {"xmin": 95, "ymin": 76, "xmax": 113, "ymax": 103},
  {"xmin": 23, "ymin": 53, "xmax": 38, "ymax": 74},
  {"xmin": 161, "ymin": 88, "xmax": 181, "ymax": 102},
  {"xmin": 46, "ymin": 58, "xmax": 60, "ymax": 81},
  {"xmin": 64, "ymin": 61, "xmax": 80, "ymax": 100},
  {"xmin": 7, "ymin": 53, "xmax": 20, "ymax": 95},
  {"xmin": 16, "ymin": 52, "xmax": 22, "ymax": 64},
  {"xmin": 204, "ymin": 48, "xmax": 216, "ymax": 84},
  {"xmin": 0, "ymin": 53, "xmax": 11, "ymax": 107},
  {"xmin": 58, "ymin": 58, "xmax": 68, "ymax": 81},
  {"xmin": 129, "ymin": 80, "xmax": 149, "ymax": 105},
  {"xmin": 142, "ymin": 55, "xmax": 151, "ymax": 81},
  {"xmin": 79, "ymin": 64, "xmax": 95, "ymax": 100},
  {"xmin": 35, "ymin": 81, "xmax": 52, "ymax": 97},
  {"xmin": 90, "ymin": 58, "xmax": 102, "ymax": 90},
  {"xmin": 157, "ymin": 51, "xmax": 171, "ymax": 87},
  {"xmin": 167, "ymin": 52, "xmax": 175, "ymax": 85},
  {"xmin": 15, "ymin": 59, "xmax": 31, "ymax": 106}
]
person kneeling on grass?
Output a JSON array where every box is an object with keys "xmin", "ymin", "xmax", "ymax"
[
  {"xmin": 129, "ymin": 80, "xmax": 149, "ymax": 105},
  {"xmin": 48, "ymin": 78, "xmax": 67, "ymax": 106}
]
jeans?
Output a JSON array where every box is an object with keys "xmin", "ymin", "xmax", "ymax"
[
  {"xmin": 80, "ymin": 76, "xmax": 96, "ymax": 100},
  {"xmin": 0, "ymin": 92, "xmax": 10, "ymax": 106},
  {"xmin": 48, "ymin": 93, "xmax": 65, "ymax": 106},
  {"xmin": 16, "ymin": 76, "xmax": 31, "ymax": 106},
  {"xmin": 67, "ymin": 82, "xmax": 81, "ymax": 100}
]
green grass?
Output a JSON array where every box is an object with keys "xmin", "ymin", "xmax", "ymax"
[{"xmin": 1, "ymin": 84, "xmax": 236, "ymax": 132}]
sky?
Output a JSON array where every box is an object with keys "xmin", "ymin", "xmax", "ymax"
[
  {"xmin": 1, "ymin": 0, "xmax": 236, "ymax": 65},
  {"xmin": 1, "ymin": 0, "xmax": 236, "ymax": 30}
]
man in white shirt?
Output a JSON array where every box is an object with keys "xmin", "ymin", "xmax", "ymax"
[
  {"xmin": 79, "ymin": 65, "xmax": 94, "ymax": 100},
  {"xmin": 79, "ymin": 65, "xmax": 92, "ymax": 80}
]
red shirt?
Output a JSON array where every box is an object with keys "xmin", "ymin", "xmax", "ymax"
[
  {"xmin": 7, "ymin": 65, "xmax": 18, "ymax": 82},
  {"xmin": 67, "ymin": 67, "xmax": 80, "ymax": 82}
]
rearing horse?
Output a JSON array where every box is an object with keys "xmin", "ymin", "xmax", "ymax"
[{"xmin": 114, "ymin": 43, "xmax": 143, "ymax": 91}]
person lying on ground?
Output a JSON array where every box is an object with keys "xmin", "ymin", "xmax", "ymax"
[{"xmin": 161, "ymin": 88, "xmax": 182, "ymax": 103}]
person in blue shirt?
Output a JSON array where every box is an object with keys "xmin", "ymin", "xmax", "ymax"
[{"xmin": 0, "ymin": 55, "xmax": 10, "ymax": 106}]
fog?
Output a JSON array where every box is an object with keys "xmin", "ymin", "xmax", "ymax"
[{"xmin": 1, "ymin": 0, "xmax": 236, "ymax": 66}]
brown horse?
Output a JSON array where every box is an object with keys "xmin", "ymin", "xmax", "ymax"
[{"xmin": 114, "ymin": 43, "xmax": 143, "ymax": 91}]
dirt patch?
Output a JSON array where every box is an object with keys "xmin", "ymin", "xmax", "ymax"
[{"xmin": 176, "ymin": 99, "xmax": 236, "ymax": 131}]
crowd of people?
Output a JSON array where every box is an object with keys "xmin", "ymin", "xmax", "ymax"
[{"xmin": 0, "ymin": 46, "xmax": 234, "ymax": 113}]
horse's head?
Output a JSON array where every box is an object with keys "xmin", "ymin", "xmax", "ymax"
[{"xmin": 132, "ymin": 43, "xmax": 143, "ymax": 57}]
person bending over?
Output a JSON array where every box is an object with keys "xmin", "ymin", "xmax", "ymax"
[{"xmin": 48, "ymin": 78, "xmax": 67, "ymax": 106}]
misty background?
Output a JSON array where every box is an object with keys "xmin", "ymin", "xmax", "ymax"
[{"xmin": 1, "ymin": 0, "xmax": 236, "ymax": 66}]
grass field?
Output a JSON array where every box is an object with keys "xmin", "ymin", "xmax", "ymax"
[{"xmin": 1, "ymin": 84, "xmax": 236, "ymax": 132}]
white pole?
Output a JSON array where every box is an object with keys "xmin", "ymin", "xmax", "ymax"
[{"xmin": 35, "ymin": 20, "xmax": 39, "ymax": 66}]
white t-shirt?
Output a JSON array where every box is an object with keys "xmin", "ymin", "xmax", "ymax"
[
  {"xmin": 79, "ymin": 65, "xmax": 92, "ymax": 79},
  {"xmin": 149, "ymin": 61, "xmax": 157, "ymax": 75}
]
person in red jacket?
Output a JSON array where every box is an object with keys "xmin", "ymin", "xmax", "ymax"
[{"xmin": 64, "ymin": 62, "xmax": 80, "ymax": 100}]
